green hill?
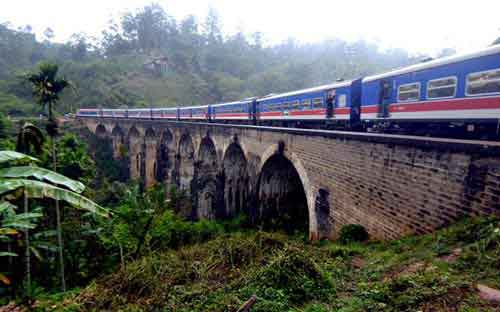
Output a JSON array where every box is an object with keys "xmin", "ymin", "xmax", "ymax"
[{"xmin": 0, "ymin": 4, "xmax": 417, "ymax": 117}]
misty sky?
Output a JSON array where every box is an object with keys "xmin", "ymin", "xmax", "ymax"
[{"xmin": 2, "ymin": 0, "xmax": 499, "ymax": 55}]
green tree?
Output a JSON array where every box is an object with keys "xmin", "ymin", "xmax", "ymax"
[{"xmin": 24, "ymin": 62, "xmax": 73, "ymax": 291}]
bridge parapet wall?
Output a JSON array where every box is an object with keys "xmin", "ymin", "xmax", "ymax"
[{"xmin": 79, "ymin": 118, "xmax": 500, "ymax": 240}]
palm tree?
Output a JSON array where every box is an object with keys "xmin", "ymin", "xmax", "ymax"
[
  {"xmin": 25, "ymin": 62, "xmax": 73, "ymax": 291},
  {"xmin": 0, "ymin": 150, "xmax": 108, "ymax": 292}
]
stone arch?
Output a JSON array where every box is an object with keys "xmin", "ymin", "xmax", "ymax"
[
  {"xmin": 193, "ymin": 136, "xmax": 219, "ymax": 220},
  {"xmin": 145, "ymin": 128, "xmax": 155, "ymax": 138},
  {"xmin": 257, "ymin": 153, "xmax": 309, "ymax": 234},
  {"xmin": 221, "ymin": 135, "xmax": 250, "ymax": 164},
  {"xmin": 95, "ymin": 124, "xmax": 107, "ymax": 138},
  {"xmin": 221, "ymin": 142, "xmax": 249, "ymax": 218},
  {"xmin": 128, "ymin": 126, "xmax": 140, "ymax": 139},
  {"xmin": 111, "ymin": 125, "xmax": 124, "ymax": 137},
  {"xmin": 175, "ymin": 132, "xmax": 195, "ymax": 192},
  {"xmin": 258, "ymin": 143, "xmax": 318, "ymax": 238},
  {"xmin": 156, "ymin": 129, "xmax": 174, "ymax": 184}
]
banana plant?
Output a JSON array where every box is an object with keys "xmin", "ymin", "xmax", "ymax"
[
  {"xmin": 0, "ymin": 201, "xmax": 42, "ymax": 286},
  {"xmin": 0, "ymin": 152, "xmax": 106, "ymax": 215},
  {"xmin": 0, "ymin": 150, "xmax": 108, "ymax": 291}
]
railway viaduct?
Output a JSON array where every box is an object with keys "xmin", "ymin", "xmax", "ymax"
[{"xmin": 78, "ymin": 117, "xmax": 500, "ymax": 240}]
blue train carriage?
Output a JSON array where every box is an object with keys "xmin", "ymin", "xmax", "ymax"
[
  {"xmin": 101, "ymin": 108, "xmax": 127, "ymax": 118},
  {"xmin": 178, "ymin": 105, "xmax": 209, "ymax": 121},
  {"xmin": 361, "ymin": 44, "xmax": 500, "ymax": 137},
  {"xmin": 151, "ymin": 107, "xmax": 178, "ymax": 119},
  {"xmin": 256, "ymin": 80, "xmax": 361, "ymax": 128},
  {"xmin": 211, "ymin": 99, "xmax": 253, "ymax": 123},
  {"xmin": 76, "ymin": 108, "xmax": 100, "ymax": 117},
  {"xmin": 127, "ymin": 108, "xmax": 151, "ymax": 119}
]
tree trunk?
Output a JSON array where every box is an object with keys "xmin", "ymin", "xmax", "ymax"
[
  {"xmin": 237, "ymin": 295, "xmax": 257, "ymax": 312},
  {"xmin": 133, "ymin": 215, "xmax": 154, "ymax": 259},
  {"xmin": 119, "ymin": 242, "xmax": 124, "ymax": 269},
  {"xmin": 24, "ymin": 191, "xmax": 31, "ymax": 298},
  {"xmin": 52, "ymin": 137, "xmax": 66, "ymax": 292}
]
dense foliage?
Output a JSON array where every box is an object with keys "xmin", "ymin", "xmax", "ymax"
[
  {"xmin": 0, "ymin": 150, "xmax": 106, "ymax": 297},
  {"xmin": 31, "ymin": 217, "xmax": 500, "ymax": 311},
  {"xmin": 0, "ymin": 4, "xmax": 421, "ymax": 117}
]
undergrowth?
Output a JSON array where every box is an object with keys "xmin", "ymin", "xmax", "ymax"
[{"xmin": 31, "ymin": 217, "xmax": 500, "ymax": 311}]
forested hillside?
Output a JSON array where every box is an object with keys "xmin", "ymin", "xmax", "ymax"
[{"xmin": 0, "ymin": 4, "xmax": 420, "ymax": 117}]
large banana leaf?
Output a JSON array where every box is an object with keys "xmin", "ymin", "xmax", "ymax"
[
  {"xmin": 0, "ymin": 179, "xmax": 108, "ymax": 217},
  {"xmin": 0, "ymin": 166, "xmax": 85, "ymax": 193},
  {"xmin": 0, "ymin": 151, "xmax": 38, "ymax": 164}
]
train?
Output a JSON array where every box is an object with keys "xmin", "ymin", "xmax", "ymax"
[{"xmin": 77, "ymin": 44, "xmax": 500, "ymax": 139}]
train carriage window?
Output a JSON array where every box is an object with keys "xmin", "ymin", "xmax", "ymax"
[
  {"xmin": 337, "ymin": 94, "xmax": 347, "ymax": 107},
  {"xmin": 301, "ymin": 99, "xmax": 311, "ymax": 110},
  {"xmin": 301, "ymin": 99, "xmax": 311, "ymax": 109},
  {"xmin": 466, "ymin": 68, "xmax": 500, "ymax": 96},
  {"xmin": 427, "ymin": 77, "xmax": 457, "ymax": 99},
  {"xmin": 291, "ymin": 100, "xmax": 300, "ymax": 110},
  {"xmin": 397, "ymin": 82, "xmax": 420, "ymax": 102},
  {"xmin": 312, "ymin": 97, "xmax": 323, "ymax": 108}
]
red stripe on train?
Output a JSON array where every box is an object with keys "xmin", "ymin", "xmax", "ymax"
[
  {"xmin": 361, "ymin": 97, "xmax": 500, "ymax": 114},
  {"xmin": 260, "ymin": 108, "xmax": 350, "ymax": 117},
  {"xmin": 213, "ymin": 113, "xmax": 248, "ymax": 118}
]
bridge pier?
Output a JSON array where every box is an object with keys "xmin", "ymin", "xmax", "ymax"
[
  {"xmin": 128, "ymin": 127, "xmax": 142, "ymax": 181},
  {"xmin": 144, "ymin": 129, "xmax": 157, "ymax": 188},
  {"xmin": 111, "ymin": 127, "xmax": 125, "ymax": 160}
]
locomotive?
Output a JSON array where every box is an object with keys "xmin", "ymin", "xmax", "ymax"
[{"xmin": 77, "ymin": 44, "xmax": 500, "ymax": 139}]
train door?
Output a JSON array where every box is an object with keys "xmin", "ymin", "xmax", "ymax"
[
  {"xmin": 326, "ymin": 89, "xmax": 336, "ymax": 119},
  {"xmin": 253, "ymin": 100, "xmax": 259, "ymax": 125},
  {"xmin": 247, "ymin": 102, "xmax": 252, "ymax": 122},
  {"xmin": 378, "ymin": 80, "xmax": 392, "ymax": 118}
]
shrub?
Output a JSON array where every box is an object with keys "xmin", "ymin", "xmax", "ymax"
[
  {"xmin": 245, "ymin": 247, "xmax": 334, "ymax": 304},
  {"xmin": 338, "ymin": 224, "xmax": 369, "ymax": 244}
]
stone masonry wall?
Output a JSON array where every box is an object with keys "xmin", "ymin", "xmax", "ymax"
[{"xmin": 80, "ymin": 118, "xmax": 500, "ymax": 240}]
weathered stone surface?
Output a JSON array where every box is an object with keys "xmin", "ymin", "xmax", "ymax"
[
  {"xmin": 80, "ymin": 119, "xmax": 500, "ymax": 240},
  {"xmin": 477, "ymin": 284, "xmax": 500, "ymax": 303}
]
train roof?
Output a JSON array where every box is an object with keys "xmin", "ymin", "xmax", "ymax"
[
  {"xmin": 178, "ymin": 105, "xmax": 209, "ymax": 109},
  {"xmin": 211, "ymin": 99, "xmax": 252, "ymax": 107},
  {"xmin": 151, "ymin": 107, "xmax": 177, "ymax": 111},
  {"xmin": 258, "ymin": 80, "xmax": 354, "ymax": 101},
  {"xmin": 363, "ymin": 44, "xmax": 500, "ymax": 83}
]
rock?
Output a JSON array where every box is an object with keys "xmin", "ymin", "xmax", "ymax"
[
  {"xmin": 0, "ymin": 303, "xmax": 24, "ymax": 312},
  {"xmin": 477, "ymin": 284, "xmax": 500, "ymax": 303},
  {"xmin": 351, "ymin": 256, "xmax": 365, "ymax": 269},
  {"xmin": 439, "ymin": 248, "xmax": 462, "ymax": 263}
]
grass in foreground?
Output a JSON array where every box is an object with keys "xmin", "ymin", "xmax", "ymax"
[{"xmin": 32, "ymin": 217, "xmax": 500, "ymax": 311}]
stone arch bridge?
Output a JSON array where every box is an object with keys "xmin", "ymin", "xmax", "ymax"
[{"xmin": 79, "ymin": 118, "xmax": 500, "ymax": 240}]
